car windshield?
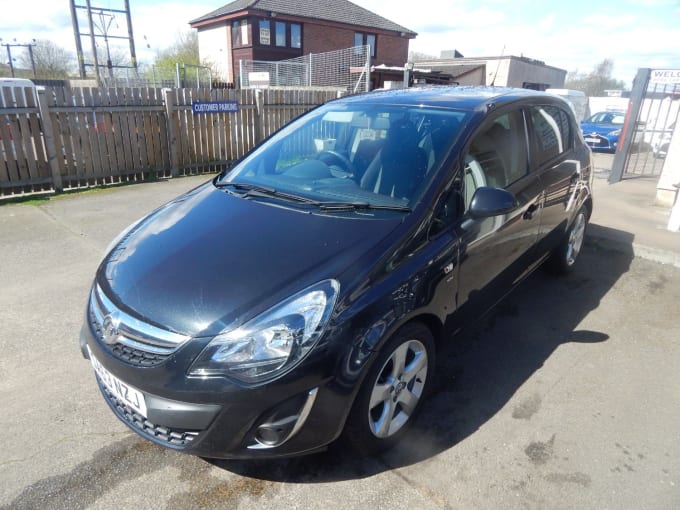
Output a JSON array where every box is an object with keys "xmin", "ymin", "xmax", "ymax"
[
  {"xmin": 216, "ymin": 102, "xmax": 469, "ymax": 212},
  {"xmin": 586, "ymin": 112, "xmax": 625, "ymax": 125}
]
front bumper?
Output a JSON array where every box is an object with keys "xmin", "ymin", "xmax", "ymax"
[
  {"xmin": 583, "ymin": 133, "xmax": 618, "ymax": 152},
  {"xmin": 80, "ymin": 318, "xmax": 360, "ymax": 459}
]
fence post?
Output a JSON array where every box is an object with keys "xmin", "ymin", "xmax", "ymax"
[
  {"xmin": 164, "ymin": 88, "xmax": 180, "ymax": 177},
  {"xmin": 37, "ymin": 88, "xmax": 63, "ymax": 192},
  {"xmin": 308, "ymin": 53, "xmax": 313, "ymax": 87},
  {"xmin": 609, "ymin": 68, "xmax": 650, "ymax": 183},
  {"xmin": 254, "ymin": 88, "xmax": 264, "ymax": 144},
  {"xmin": 365, "ymin": 46, "xmax": 371, "ymax": 92}
]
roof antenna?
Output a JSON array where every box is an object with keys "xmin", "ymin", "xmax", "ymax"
[{"xmin": 490, "ymin": 44, "xmax": 506, "ymax": 86}]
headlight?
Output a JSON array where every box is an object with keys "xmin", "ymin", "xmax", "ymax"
[
  {"xmin": 188, "ymin": 279, "xmax": 339, "ymax": 383},
  {"xmin": 608, "ymin": 129, "xmax": 621, "ymax": 137}
]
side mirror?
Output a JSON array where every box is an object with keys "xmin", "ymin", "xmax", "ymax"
[{"xmin": 469, "ymin": 186, "xmax": 518, "ymax": 218}]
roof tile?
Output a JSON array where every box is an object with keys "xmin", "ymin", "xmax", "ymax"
[{"xmin": 190, "ymin": 0, "xmax": 416, "ymax": 36}]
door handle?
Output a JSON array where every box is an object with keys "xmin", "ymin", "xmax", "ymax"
[{"xmin": 523, "ymin": 203, "xmax": 539, "ymax": 220}]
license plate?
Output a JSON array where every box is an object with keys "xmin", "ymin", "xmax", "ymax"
[
  {"xmin": 88, "ymin": 347, "xmax": 148, "ymax": 417},
  {"xmin": 585, "ymin": 137, "xmax": 600, "ymax": 144}
]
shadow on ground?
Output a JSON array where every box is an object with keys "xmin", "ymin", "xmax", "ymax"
[{"xmin": 216, "ymin": 226, "xmax": 635, "ymax": 482}]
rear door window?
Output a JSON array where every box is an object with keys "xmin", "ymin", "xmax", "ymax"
[{"xmin": 529, "ymin": 105, "xmax": 573, "ymax": 166}]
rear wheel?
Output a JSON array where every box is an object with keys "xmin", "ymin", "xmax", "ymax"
[
  {"xmin": 344, "ymin": 322, "xmax": 434, "ymax": 455},
  {"xmin": 548, "ymin": 206, "xmax": 588, "ymax": 274}
]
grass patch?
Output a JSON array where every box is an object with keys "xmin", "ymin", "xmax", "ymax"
[{"xmin": 2, "ymin": 174, "xmax": 167, "ymax": 206}]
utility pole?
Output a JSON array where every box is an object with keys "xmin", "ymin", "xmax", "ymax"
[
  {"xmin": 70, "ymin": 0, "xmax": 86, "ymax": 78},
  {"xmin": 69, "ymin": 0, "xmax": 139, "ymax": 84},
  {"xmin": 84, "ymin": 0, "xmax": 101, "ymax": 83},
  {"xmin": 124, "ymin": 0, "xmax": 137, "ymax": 72},
  {"xmin": 0, "ymin": 39, "xmax": 38, "ymax": 78},
  {"xmin": 4, "ymin": 43, "xmax": 13, "ymax": 77}
]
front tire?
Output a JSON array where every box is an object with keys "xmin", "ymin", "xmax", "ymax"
[
  {"xmin": 548, "ymin": 206, "xmax": 588, "ymax": 274},
  {"xmin": 344, "ymin": 322, "xmax": 435, "ymax": 455}
]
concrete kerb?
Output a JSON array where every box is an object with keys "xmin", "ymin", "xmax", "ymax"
[
  {"xmin": 586, "ymin": 231, "xmax": 680, "ymax": 268},
  {"xmin": 588, "ymin": 153, "xmax": 679, "ymax": 268}
]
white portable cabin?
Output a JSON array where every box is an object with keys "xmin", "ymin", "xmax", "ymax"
[{"xmin": 546, "ymin": 88, "xmax": 589, "ymax": 122}]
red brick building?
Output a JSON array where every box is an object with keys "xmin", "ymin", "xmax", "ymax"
[{"xmin": 190, "ymin": 0, "xmax": 416, "ymax": 88}]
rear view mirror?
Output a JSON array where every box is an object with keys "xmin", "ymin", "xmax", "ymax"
[{"xmin": 469, "ymin": 187, "xmax": 518, "ymax": 218}]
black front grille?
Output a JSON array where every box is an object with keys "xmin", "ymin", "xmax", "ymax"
[
  {"xmin": 88, "ymin": 285, "xmax": 189, "ymax": 368},
  {"xmin": 109, "ymin": 339, "xmax": 170, "ymax": 367},
  {"xmin": 100, "ymin": 382, "xmax": 201, "ymax": 447},
  {"xmin": 90, "ymin": 310, "xmax": 170, "ymax": 367}
]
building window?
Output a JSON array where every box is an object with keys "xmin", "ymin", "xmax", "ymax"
[
  {"xmin": 522, "ymin": 82, "xmax": 550, "ymax": 91},
  {"xmin": 354, "ymin": 32, "xmax": 376, "ymax": 57},
  {"xmin": 259, "ymin": 19, "xmax": 271, "ymax": 45},
  {"xmin": 232, "ymin": 20, "xmax": 240, "ymax": 47},
  {"xmin": 275, "ymin": 21, "xmax": 286, "ymax": 47},
  {"xmin": 232, "ymin": 19, "xmax": 249, "ymax": 47},
  {"xmin": 366, "ymin": 34, "xmax": 376, "ymax": 57},
  {"xmin": 291, "ymin": 23, "xmax": 301, "ymax": 48}
]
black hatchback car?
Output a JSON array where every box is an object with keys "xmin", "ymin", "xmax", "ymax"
[{"xmin": 81, "ymin": 86, "xmax": 593, "ymax": 459}]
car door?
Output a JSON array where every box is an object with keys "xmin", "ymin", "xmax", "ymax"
[
  {"xmin": 527, "ymin": 104, "xmax": 585, "ymax": 257},
  {"xmin": 455, "ymin": 108, "xmax": 544, "ymax": 320}
]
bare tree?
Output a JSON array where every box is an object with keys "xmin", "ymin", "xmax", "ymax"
[
  {"xmin": 409, "ymin": 51, "xmax": 439, "ymax": 62},
  {"xmin": 17, "ymin": 39, "xmax": 76, "ymax": 79},
  {"xmin": 565, "ymin": 59, "xmax": 627, "ymax": 95}
]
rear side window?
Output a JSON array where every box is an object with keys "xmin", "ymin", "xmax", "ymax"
[{"xmin": 529, "ymin": 105, "xmax": 573, "ymax": 166}]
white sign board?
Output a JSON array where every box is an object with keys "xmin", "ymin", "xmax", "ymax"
[
  {"xmin": 248, "ymin": 71, "xmax": 270, "ymax": 89},
  {"xmin": 260, "ymin": 27, "xmax": 270, "ymax": 45},
  {"xmin": 650, "ymin": 69, "xmax": 680, "ymax": 84}
]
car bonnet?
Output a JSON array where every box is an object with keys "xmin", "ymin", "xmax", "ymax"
[{"xmin": 96, "ymin": 182, "xmax": 403, "ymax": 337}]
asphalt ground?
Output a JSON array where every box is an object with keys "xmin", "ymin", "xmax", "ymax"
[{"xmin": 1, "ymin": 170, "xmax": 679, "ymax": 510}]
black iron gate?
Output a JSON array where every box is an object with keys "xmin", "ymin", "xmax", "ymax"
[{"xmin": 610, "ymin": 68, "xmax": 680, "ymax": 183}]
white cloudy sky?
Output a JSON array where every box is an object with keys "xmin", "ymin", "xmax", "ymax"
[{"xmin": 1, "ymin": 0, "xmax": 679, "ymax": 87}]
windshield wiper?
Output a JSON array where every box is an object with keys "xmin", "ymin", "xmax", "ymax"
[
  {"xmin": 216, "ymin": 182, "xmax": 411, "ymax": 213},
  {"xmin": 316, "ymin": 201, "xmax": 412, "ymax": 213},
  {"xmin": 215, "ymin": 182, "xmax": 317, "ymax": 204}
]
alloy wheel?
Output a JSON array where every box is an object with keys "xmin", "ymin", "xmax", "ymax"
[
  {"xmin": 566, "ymin": 211, "xmax": 586, "ymax": 266},
  {"xmin": 367, "ymin": 339, "xmax": 428, "ymax": 438}
]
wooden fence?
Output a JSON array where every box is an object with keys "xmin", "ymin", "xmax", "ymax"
[{"xmin": 0, "ymin": 86, "xmax": 340, "ymax": 198}]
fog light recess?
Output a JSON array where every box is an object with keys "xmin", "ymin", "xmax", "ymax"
[{"xmin": 247, "ymin": 388, "xmax": 318, "ymax": 450}]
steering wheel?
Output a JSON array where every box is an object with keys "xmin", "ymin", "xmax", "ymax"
[{"xmin": 317, "ymin": 150, "xmax": 355, "ymax": 174}]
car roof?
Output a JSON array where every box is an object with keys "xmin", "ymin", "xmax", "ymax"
[{"xmin": 337, "ymin": 86, "xmax": 560, "ymax": 111}]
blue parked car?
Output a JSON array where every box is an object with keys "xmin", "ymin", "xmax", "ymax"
[{"xmin": 581, "ymin": 111, "xmax": 625, "ymax": 153}]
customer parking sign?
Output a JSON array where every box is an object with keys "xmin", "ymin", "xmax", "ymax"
[{"xmin": 191, "ymin": 101, "xmax": 240, "ymax": 114}]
